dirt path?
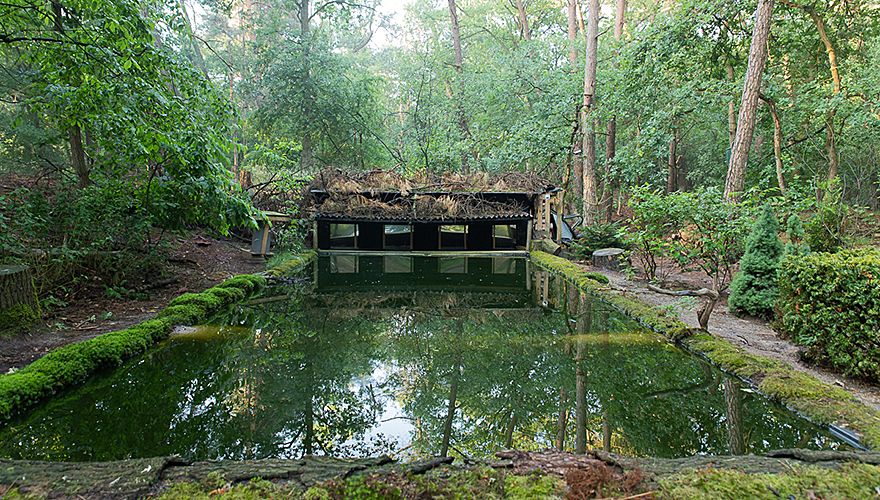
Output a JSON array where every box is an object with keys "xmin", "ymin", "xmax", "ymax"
[
  {"xmin": 589, "ymin": 264, "xmax": 880, "ymax": 411},
  {"xmin": 0, "ymin": 234, "xmax": 265, "ymax": 372}
]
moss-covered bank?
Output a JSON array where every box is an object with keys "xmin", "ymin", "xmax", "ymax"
[
  {"xmin": 531, "ymin": 250, "xmax": 880, "ymax": 449},
  {"xmin": 3, "ymin": 449, "xmax": 880, "ymax": 499},
  {"xmin": 0, "ymin": 251, "xmax": 316, "ymax": 423}
]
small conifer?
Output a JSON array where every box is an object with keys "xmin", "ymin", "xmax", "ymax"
[
  {"xmin": 729, "ymin": 204, "xmax": 784, "ymax": 319},
  {"xmin": 784, "ymin": 214, "xmax": 810, "ymax": 257}
]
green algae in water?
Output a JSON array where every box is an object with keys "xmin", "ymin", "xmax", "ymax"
[{"xmin": 0, "ymin": 256, "xmax": 847, "ymax": 461}]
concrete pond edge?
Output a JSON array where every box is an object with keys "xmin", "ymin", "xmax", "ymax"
[
  {"xmin": 531, "ymin": 250, "xmax": 880, "ymax": 450},
  {"xmin": 0, "ymin": 251, "xmax": 317, "ymax": 423}
]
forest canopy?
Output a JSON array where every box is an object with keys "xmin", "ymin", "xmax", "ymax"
[{"xmin": 1, "ymin": 0, "xmax": 878, "ymax": 259}]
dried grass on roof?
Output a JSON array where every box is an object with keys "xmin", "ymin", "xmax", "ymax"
[
  {"xmin": 314, "ymin": 193, "xmax": 528, "ymax": 220},
  {"xmin": 310, "ymin": 168, "xmax": 549, "ymax": 195}
]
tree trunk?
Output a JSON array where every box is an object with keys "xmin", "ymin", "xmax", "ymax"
[
  {"xmin": 726, "ymin": 63, "xmax": 737, "ymax": 149},
  {"xmin": 515, "ymin": 0, "xmax": 530, "ymax": 41},
  {"xmin": 555, "ymin": 387, "xmax": 568, "ymax": 451},
  {"xmin": 69, "ymin": 125, "xmax": 89, "ymax": 189},
  {"xmin": 448, "ymin": 0, "xmax": 471, "ymax": 173},
  {"xmin": 724, "ymin": 379, "xmax": 745, "ymax": 455},
  {"xmin": 724, "ymin": 0, "xmax": 774, "ymax": 202},
  {"xmin": 567, "ymin": 0, "xmax": 578, "ymax": 66},
  {"xmin": 761, "ymin": 96, "xmax": 786, "ymax": 195},
  {"xmin": 581, "ymin": 0, "xmax": 600, "ymax": 224},
  {"xmin": 440, "ymin": 355, "xmax": 461, "ymax": 458},
  {"xmin": 801, "ymin": 5, "xmax": 841, "ymax": 182},
  {"xmin": 602, "ymin": 0, "xmax": 626, "ymax": 222},
  {"xmin": 567, "ymin": 0, "xmax": 583, "ymax": 201},
  {"xmin": 299, "ymin": 0, "xmax": 314, "ymax": 171},
  {"xmin": 666, "ymin": 129, "xmax": 679, "ymax": 193}
]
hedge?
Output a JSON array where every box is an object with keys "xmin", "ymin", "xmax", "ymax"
[
  {"xmin": 778, "ymin": 248, "xmax": 880, "ymax": 382},
  {"xmin": 532, "ymin": 250, "xmax": 880, "ymax": 449},
  {"xmin": 0, "ymin": 274, "xmax": 267, "ymax": 422}
]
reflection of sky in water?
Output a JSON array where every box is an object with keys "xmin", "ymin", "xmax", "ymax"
[{"xmin": 0, "ymin": 257, "xmax": 850, "ymax": 461}]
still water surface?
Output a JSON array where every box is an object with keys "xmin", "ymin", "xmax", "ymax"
[{"xmin": 0, "ymin": 256, "xmax": 845, "ymax": 460}]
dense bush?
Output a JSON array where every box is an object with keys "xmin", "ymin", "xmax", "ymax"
[
  {"xmin": 0, "ymin": 272, "xmax": 266, "ymax": 421},
  {"xmin": 728, "ymin": 204, "xmax": 784, "ymax": 319},
  {"xmin": 778, "ymin": 249, "xmax": 880, "ymax": 381}
]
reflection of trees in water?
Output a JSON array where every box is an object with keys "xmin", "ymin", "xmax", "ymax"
[{"xmin": 0, "ymin": 274, "xmax": 841, "ymax": 461}]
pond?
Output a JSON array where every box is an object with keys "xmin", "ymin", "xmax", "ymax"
[{"xmin": 0, "ymin": 256, "xmax": 847, "ymax": 461}]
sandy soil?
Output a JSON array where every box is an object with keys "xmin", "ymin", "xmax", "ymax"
[
  {"xmin": 0, "ymin": 234, "xmax": 265, "ymax": 372},
  {"xmin": 586, "ymin": 261, "xmax": 880, "ymax": 411}
]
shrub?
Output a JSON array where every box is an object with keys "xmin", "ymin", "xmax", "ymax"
[
  {"xmin": 626, "ymin": 186, "xmax": 689, "ymax": 281},
  {"xmin": 569, "ymin": 222, "xmax": 628, "ymax": 261},
  {"xmin": 728, "ymin": 204, "xmax": 784, "ymax": 319},
  {"xmin": 784, "ymin": 214, "xmax": 810, "ymax": 257},
  {"xmin": 778, "ymin": 249, "xmax": 880, "ymax": 381},
  {"xmin": 804, "ymin": 182, "xmax": 849, "ymax": 253}
]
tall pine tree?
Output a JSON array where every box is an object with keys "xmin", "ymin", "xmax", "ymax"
[{"xmin": 729, "ymin": 204, "xmax": 784, "ymax": 318}]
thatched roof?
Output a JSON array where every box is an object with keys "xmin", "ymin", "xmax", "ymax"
[
  {"xmin": 309, "ymin": 168, "xmax": 551, "ymax": 195},
  {"xmin": 307, "ymin": 168, "xmax": 549, "ymax": 221}
]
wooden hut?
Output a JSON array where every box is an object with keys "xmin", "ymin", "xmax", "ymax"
[{"xmin": 306, "ymin": 169, "xmax": 558, "ymax": 254}]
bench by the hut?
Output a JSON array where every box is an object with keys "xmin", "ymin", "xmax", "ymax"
[{"xmin": 306, "ymin": 169, "xmax": 560, "ymax": 255}]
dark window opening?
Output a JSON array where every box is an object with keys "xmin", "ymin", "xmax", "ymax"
[
  {"xmin": 440, "ymin": 225, "xmax": 467, "ymax": 249},
  {"xmin": 384, "ymin": 224, "xmax": 413, "ymax": 250},
  {"xmin": 329, "ymin": 223, "xmax": 358, "ymax": 249},
  {"xmin": 493, "ymin": 224, "xmax": 517, "ymax": 249}
]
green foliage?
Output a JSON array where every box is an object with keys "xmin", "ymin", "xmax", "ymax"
[
  {"xmin": 0, "ymin": 272, "xmax": 265, "ymax": 422},
  {"xmin": 805, "ymin": 182, "xmax": 850, "ymax": 253},
  {"xmin": 784, "ymin": 214, "xmax": 811, "ymax": 257},
  {"xmin": 778, "ymin": 248, "xmax": 880, "ymax": 382},
  {"xmin": 728, "ymin": 204, "xmax": 784, "ymax": 319},
  {"xmin": 627, "ymin": 187, "xmax": 752, "ymax": 292},
  {"xmin": 569, "ymin": 222, "xmax": 628, "ymax": 261}
]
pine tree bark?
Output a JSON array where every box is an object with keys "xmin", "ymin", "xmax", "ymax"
[
  {"xmin": 300, "ymin": 0, "xmax": 314, "ymax": 171},
  {"xmin": 724, "ymin": 0, "xmax": 774, "ymax": 202},
  {"xmin": 567, "ymin": 0, "xmax": 583, "ymax": 201},
  {"xmin": 581, "ymin": 0, "xmax": 600, "ymax": 224},
  {"xmin": 448, "ymin": 0, "xmax": 471, "ymax": 172},
  {"xmin": 602, "ymin": 0, "xmax": 626, "ymax": 221}
]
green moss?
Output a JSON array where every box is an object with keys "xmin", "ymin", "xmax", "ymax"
[
  {"xmin": 532, "ymin": 250, "xmax": 880, "ymax": 449},
  {"xmin": 158, "ymin": 303, "xmax": 209, "ymax": 326},
  {"xmin": 659, "ymin": 463, "xmax": 880, "ymax": 499},
  {"xmin": 168, "ymin": 292, "xmax": 224, "ymax": 310},
  {"xmin": 266, "ymin": 251, "xmax": 317, "ymax": 277},
  {"xmin": 0, "ymin": 270, "xmax": 266, "ymax": 423},
  {"xmin": 204, "ymin": 286, "xmax": 246, "ymax": 303},
  {"xmin": 217, "ymin": 274, "xmax": 266, "ymax": 293},
  {"xmin": 158, "ymin": 480, "xmax": 288, "ymax": 500},
  {"xmin": 0, "ymin": 303, "xmax": 40, "ymax": 335}
]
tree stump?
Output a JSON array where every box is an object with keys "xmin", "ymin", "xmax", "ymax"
[
  {"xmin": 0, "ymin": 265, "xmax": 38, "ymax": 331},
  {"xmin": 592, "ymin": 248, "xmax": 625, "ymax": 271}
]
